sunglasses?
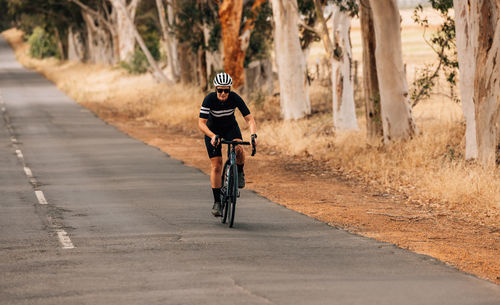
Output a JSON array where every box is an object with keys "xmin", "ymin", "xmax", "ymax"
[{"xmin": 216, "ymin": 88, "xmax": 230, "ymax": 94}]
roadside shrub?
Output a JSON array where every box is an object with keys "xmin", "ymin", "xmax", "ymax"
[
  {"xmin": 27, "ymin": 27, "xmax": 59, "ymax": 59},
  {"xmin": 120, "ymin": 47, "xmax": 149, "ymax": 74},
  {"xmin": 120, "ymin": 28, "xmax": 160, "ymax": 75}
]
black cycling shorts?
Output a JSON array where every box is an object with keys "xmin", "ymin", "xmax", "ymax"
[{"xmin": 205, "ymin": 125, "xmax": 243, "ymax": 158}]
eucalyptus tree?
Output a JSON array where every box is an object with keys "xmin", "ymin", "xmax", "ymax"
[
  {"xmin": 109, "ymin": 0, "xmax": 141, "ymax": 62},
  {"xmin": 313, "ymin": 0, "xmax": 358, "ymax": 130},
  {"xmin": 70, "ymin": 0, "xmax": 119, "ymax": 64},
  {"xmin": 454, "ymin": 0, "xmax": 500, "ymax": 166},
  {"xmin": 270, "ymin": 0, "xmax": 311, "ymax": 120},
  {"xmin": 359, "ymin": 0, "xmax": 383, "ymax": 142},
  {"xmin": 155, "ymin": 0, "xmax": 181, "ymax": 82},
  {"xmin": 218, "ymin": 0, "xmax": 267, "ymax": 89},
  {"xmin": 370, "ymin": 0, "xmax": 417, "ymax": 142},
  {"xmin": 453, "ymin": 0, "xmax": 477, "ymax": 160},
  {"xmin": 175, "ymin": 0, "xmax": 222, "ymax": 88}
]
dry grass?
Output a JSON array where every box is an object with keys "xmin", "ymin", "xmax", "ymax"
[{"xmin": 3, "ymin": 24, "xmax": 499, "ymax": 225}]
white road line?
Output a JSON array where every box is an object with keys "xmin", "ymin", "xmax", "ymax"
[
  {"xmin": 56, "ymin": 230, "xmax": 75, "ymax": 249},
  {"xmin": 24, "ymin": 167, "xmax": 33, "ymax": 178},
  {"xmin": 35, "ymin": 190, "xmax": 48, "ymax": 205},
  {"xmin": 15, "ymin": 149, "xmax": 24, "ymax": 159},
  {"xmin": 2, "ymin": 99, "xmax": 76, "ymax": 250}
]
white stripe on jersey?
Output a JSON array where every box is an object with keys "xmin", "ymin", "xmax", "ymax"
[
  {"xmin": 201, "ymin": 106, "xmax": 210, "ymax": 111},
  {"xmin": 210, "ymin": 110, "xmax": 235, "ymax": 117},
  {"xmin": 200, "ymin": 110, "xmax": 209, "ymax": 114},
  {"xmin": 211, "ymin": 109, "xmax": 235, "ymax": 114}
]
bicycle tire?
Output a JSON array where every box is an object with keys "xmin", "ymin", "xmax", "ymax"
[
  {"xmin": 228, "ymin": 164, "xmax": 238, "ymax": 228},
  {"xmin": 221, "ymin": 162, "xmax": 230, "ymax": 224}
]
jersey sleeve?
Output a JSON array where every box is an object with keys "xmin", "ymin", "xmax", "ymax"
[
  {"xmin": 235, "ymin": 94, "xmax": 251, "ymax": 117},
  {"xmin": 199, "ymin": 96, "xmax": 210, "ymax": 119}
]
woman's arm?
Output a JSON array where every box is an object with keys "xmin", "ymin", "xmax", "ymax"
[
  {"xmin": 244, "ymin": 114, "xmax": 257, "ymax": 147},
  {"xmin": 199, "ymin": 118, "xmax": 219, "ymax": 146}
]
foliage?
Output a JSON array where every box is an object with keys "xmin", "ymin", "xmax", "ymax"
[
  {"xmin": 120, "ymin": 25, "xmax": 160, "ymax": 75},
  {"xmin": 120, "ymin": 12, "xmax": 161, "ymax": 75},
  {"xmin": 27, "ymin": 26, "xmax": 59, "ymax": 59},
  {"xmin": 137, "ymin": 23, "xmax": 161, "ymax": 61},
  {"xmin": 0, "ymin": 0, "xmax": 13, "ymax": 31},
  {"xmin": 4, "ymin": 0, "xmax": 83, "ymax": 59},
  {"xmin": 120, "ymin": 47, "xmax": 149, "ymax": 74},
  {"xmin": 244, "ymin": 1, "xmax": 273, "ymax": 66},
  {"xmin": 411, "ymin": 1, "xmax": 458, "ymax": 106},
  {"xmin": 298, "ymin": 0, "xmax": 320, "ymax": 50},
  {"xmin": 329, "ymin": 0, "xmax": 358, "ymax": 17},
  {"xmin": 175, "ymin": 0, "xmax": 220, "ymax": 53}
]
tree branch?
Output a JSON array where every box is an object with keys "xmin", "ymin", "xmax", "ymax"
[
  {"xmin": 70, "ymin": 0, "xmax": 113, "ymax": 29},
  {"xmin": 298, "ymin": 21, "xmax": 321, "ymax": 37},
  {"xmin": 313, "ymin": 0, "xmax": 336, "ymax": 60}
]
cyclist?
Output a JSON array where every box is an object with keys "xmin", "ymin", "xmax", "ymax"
[{"xmin": 198, "ymin": 72, "xmax": 257, "ymax": 217}]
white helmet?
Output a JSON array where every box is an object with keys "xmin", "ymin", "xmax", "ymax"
[{"xmin": 213, "ymin": 72, "xmax": 233, "ymax": 87}]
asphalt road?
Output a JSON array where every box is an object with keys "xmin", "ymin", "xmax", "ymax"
[{"xmin": 1, "ymin": 36, "xmax": 499, "ymax": 305}]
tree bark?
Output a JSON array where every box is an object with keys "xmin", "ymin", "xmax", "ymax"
[
  {"xmin": 454, "ymin": 0, "xmax": 478, "ymax": 159},
  {"xmin": 72, "ymin": 0, "xmax": 118, "ymax": 63},
  {"xmin": 82, "ymin": 11, "xmax": 114, "ymax": 64},
  {"xmin": 110, "ymin": 0, "xmax": 140, "ymax": 62},
  {"xmin": 178, "ymin": 42, "xmax": 197, "ymax": 85},
  {"xmin": 68, "ymin": 27, "xmax": 85, "ymax": 61},
  {"xmin": 270, "ymin": 0, "xmax": 311, "ymax": 120},
  {"xmin": 359, "ymin": 0, "xmax": 383, "ymax": 143},
  {"xmin": 156, "ymin": 0, "xmax": 181, "ymax": 82},
  {"xmin": 370, "ymin": 0, "xmax": 416, "ymax": 142},
  {"xmin": 219, "ymin": 0, "xmax": 266, "ymax": 89},
  {"xmin": 470, "ymin": 0, "xmax": 500, "ymax": 166},
  {"xmin": 113, "ymin": 0, "xmax": 172, "ymax": 83},
  {"xmin": 219, "ymin": 0, "xmax": 244, "ymax": 88},
  {"xmin": 314, "ymin": 1, "xmax": 358, "ymax": 130},
  {"xmin": 53, "ymin": 27, "xmax": 66, "ymax": 60}
]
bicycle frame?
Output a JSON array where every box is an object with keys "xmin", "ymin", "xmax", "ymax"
[{"xmin": 218, "ymin": 139, "xmax": 252, "ymax": 227}]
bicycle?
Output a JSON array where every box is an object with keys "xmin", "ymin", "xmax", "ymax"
[{"xmin": 215, "ymin": 137, "xmax": 256, "ymax": 228}]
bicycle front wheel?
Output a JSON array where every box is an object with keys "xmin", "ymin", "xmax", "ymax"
[
  {"xmin": 228, "ymin": 164, "xmax": 238, "ymax": 228},
  {"xmin": 221, "ymin": 162, "xmax": 230, "ymax": 224}
]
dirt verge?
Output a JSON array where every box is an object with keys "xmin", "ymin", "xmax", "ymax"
[{"xmin": 84, "ymin": 103, "xmax": 499, "ymax": 285}]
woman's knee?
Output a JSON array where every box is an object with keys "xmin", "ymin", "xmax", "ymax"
[{"xmin": 211, "ymin": 158, "xmax": 223, "ymax": 172}]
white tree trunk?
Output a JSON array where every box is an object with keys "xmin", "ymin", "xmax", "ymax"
[
  {"xmin": 156, "ymin": 0, "xmax": 181, "ymax": 82},
  {"xmin": 370, "ymin": 0, "xmax": 416, "ymax": 142},
  {"xmin": 67, "ymin": 27, "xmax": 84, "ymax": 61},
  {"xmin": 469, "ymin": 0, "xmax": 500, "ymax": 166},
  {"xmin": 82, "ymin": 12, "xmax": 114, "ymax": 64},
  {"xmin": 110, "ymin": 0, "xmax": 140, "ymax": 62},
  {"xmin": 113, "ymin": 0, "xmax": 172, "ymax": 83},
  {"xmin": 454, "ymin": 0, "xmax": 478, "ymax": 160},
  {"xmin": 331, "ymin": 7, "xmax": 358, "ymax": 130},
  {"xmin": 270, "ymin": 0, "xmax": 311, "ymax": 120}
]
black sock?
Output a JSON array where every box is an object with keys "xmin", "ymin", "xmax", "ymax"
[
  {"xmin": 237, "ymin": 164, "xmax": 244, "ymax": 173},
  {"xmin": 212, "ymin": 188, "xmax": 221, "ymax": 203}
]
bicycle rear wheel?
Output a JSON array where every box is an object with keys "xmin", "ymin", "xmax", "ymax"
[
  {"xmin": 228, "ymin": 164, "xmax": 238, "ymax": 228},
  {"xmin": 221, "ymin": 162, "xmax": 230, "ymax": 224}
]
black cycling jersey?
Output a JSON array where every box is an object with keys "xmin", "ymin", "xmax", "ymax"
[{"xmin": 199, "ymin": 91, "xmax": 250, "ymax": 133}]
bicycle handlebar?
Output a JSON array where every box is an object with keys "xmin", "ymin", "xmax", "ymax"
[
  {"xmin": 220, "ymin": 140, "xmax": 251, "ymax": 145},
  {"xmin": 214, "ymin": 137, "xmax": 257, "ymax": 156}
]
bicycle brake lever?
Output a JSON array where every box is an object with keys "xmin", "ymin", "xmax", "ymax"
[{"xmin": 212, "ymin": 135, "xmax": 220, "ymax": 155}]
